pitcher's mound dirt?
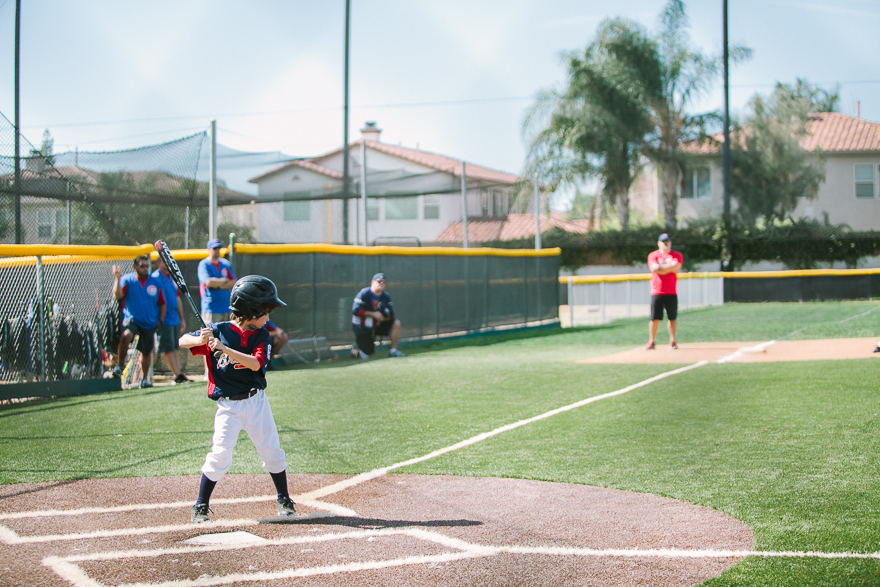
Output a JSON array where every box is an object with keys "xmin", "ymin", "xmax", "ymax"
[
  {"xmin": 0, "ymin": 474, "xmax": 752, "ymax": 587},
  {"xmin": 579, "ymin": 337, "xmax": 880, "ymax": 364}
]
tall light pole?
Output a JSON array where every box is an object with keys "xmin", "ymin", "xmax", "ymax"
[
  {"xmin": 13, "ymin": 0, "xmax": 22, "ymax": 244},
  {"xmin": 341, "ymin": 0, "xmax": 351, "ymax": 245},
  {"xmin": 721, "ymin": 0, "xmax": 732, "ymax": 271}
]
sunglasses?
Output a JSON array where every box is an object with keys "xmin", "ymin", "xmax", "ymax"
[{"xmin": 136, "ymin": 264, "xmax": 149, "ymax": 268}]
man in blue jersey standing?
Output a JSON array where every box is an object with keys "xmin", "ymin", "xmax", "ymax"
[
  {"xmin": 351, "ymin": 273, "xmax": 405, "ymax": 360},
  {"xmin": 198, "ymin": 239, "xmax": 237, "ymax": 378},
  {"xmin": 154, "ymin": 256, "xmax": 189, "ymax": 384},
  {"xmin": 198, "ymin": 239, "xmax": 237, "ymax": 324},
  {"xmin": 111, "ymin": 255, "xmax": 166, "ymax": 387}
]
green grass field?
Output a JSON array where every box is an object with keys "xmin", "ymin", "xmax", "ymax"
[{"xmin": 2, "ymin": 301, "xmax": 880, "ymax": 585}]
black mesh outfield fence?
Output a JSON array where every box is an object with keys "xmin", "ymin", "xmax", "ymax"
[{"xmin": 0, "ymin": 243, "xmax": 560, "ymax": 392}]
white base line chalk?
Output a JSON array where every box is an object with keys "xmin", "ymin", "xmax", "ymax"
[{"xmin": 300, "ymin": 361, "xmax": 710, "ymax": 501}]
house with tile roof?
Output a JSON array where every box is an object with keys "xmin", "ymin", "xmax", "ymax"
[
  {"xmin": 435, "ymin": 212, "xmax": 590, "ymax": 244},
  {"xmin": 248, "ymin": 123, "xmax": 521, "ymax": 245},
  {"xmin": 629, "ymin": 112, "xmax": 880, "ymax": 230}
]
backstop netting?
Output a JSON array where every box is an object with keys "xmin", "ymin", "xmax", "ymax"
[{"xmin": 0, "ymin": 111, "xmax": 257, "ymax": 249}]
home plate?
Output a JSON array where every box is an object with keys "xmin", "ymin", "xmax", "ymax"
[{"xmin": 182, "ymin": 531, "xmax": 268, "ymax": 546}]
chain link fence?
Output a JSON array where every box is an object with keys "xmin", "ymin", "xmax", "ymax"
[{"xmin": 0, "ymin": 244, "xmax": 560, "ymax": 391}]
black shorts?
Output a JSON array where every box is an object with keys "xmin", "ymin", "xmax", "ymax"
[
  {"xmin": 353, "ymin": 321, "xmax": 394, "ymax": 356},
  {"xmin": 650, "ymin": 295, "xmax": 678, "ymax": 321},
  {"xmin": 122, "ymin": 318, "xmax": 156, "ymax": 354}
]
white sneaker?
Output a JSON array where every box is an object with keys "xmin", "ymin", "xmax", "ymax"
[{"xmin": 389, "ymin": 348, "xmax": 406, "ymax": 358}]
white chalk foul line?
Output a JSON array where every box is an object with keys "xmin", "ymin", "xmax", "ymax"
[
  {"xmin": 43, "ymin": 527, "xmax": 880, "ymax": 587},
  {"xmin": 301, "ymin": 361, "xmax": 710, "ymax": 501},
  {"xmin": 716, "ymin": 340, "xmax": 777, "ymax": 364}
]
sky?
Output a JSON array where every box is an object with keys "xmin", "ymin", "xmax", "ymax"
[{"xmin": 0, "ymin": 0, "xmax": 878, "ymax": 205}]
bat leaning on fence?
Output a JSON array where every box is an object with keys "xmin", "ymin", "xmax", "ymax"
[{"xmin": 154, "ymin": 240, "xmax": 223, "ymax": 359}]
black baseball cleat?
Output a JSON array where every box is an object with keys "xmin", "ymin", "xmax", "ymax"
[
  {"xmin": 139, "ymin": 380, "xmax": 153, "ymax": 388},
  {"xmin": 191, "ymin": 503, "xmax": 211, "ymax": 523},
  {"xmin": 277, "ymin": 496, "xmax": 296, "ymax": 516},
  {"xmin": 174, "ymin": 374, "xmax": 190, "ymax": 384}
]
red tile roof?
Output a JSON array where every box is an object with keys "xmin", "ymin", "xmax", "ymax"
[
  {"xmin": 357, "ymin": 141, "xmax": 518, "ymax": 185},
  {"xmin": 435, "ymin": 212, "xmax": 590, "ymax": 243},
  {"xmin": 248, "ymin": 159, "xmax": 342, "ymax": 183},
  {"xmin": 249, "ymin": 140, "xmax": 519, "ymax": 186},
  {"xmin": 683, "ymin": 112, "xmax": 880, "ymax": 155}
]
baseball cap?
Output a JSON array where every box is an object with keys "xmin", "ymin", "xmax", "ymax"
[
  {"xmin": 372, "ymin": 272, "xmax": 386, "ymax": 282},
  {"xmin": 207, "ymin": 238, "xmax": 222, "ymax": 249},
  {"xmin": 658, "ymin": 233, "xmax": 671, "ymax": 242}
]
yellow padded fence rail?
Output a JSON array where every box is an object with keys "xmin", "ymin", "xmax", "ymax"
[
  {"xmin": 560, "ymin": 267, "xmax": 880, "ymax": 285},
  {"xmin": 0, "ymin": 243, "xmax": 560, "ymax": 263}
]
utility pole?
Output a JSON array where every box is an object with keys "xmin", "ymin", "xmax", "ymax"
[{"xmin": 341, "ymin": 0, "xmax": 351, "ymax": 244}]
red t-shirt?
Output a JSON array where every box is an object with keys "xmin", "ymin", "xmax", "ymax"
[{"xmin": 648, "ymin": 249, "xmax": 683, "ymax": 295}]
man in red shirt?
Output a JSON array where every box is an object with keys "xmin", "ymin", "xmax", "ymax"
[{"xmin": 646, "ymin": 233, "xmax": 683, "ymax": 350}]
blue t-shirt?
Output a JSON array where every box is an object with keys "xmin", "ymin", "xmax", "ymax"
[
  {"xmin": 152, "ymin": 269, "xmax": 181, "ymax": 326},
  {"xmin": 351, "ymin": 286, "xmax": 395, "ymax": 335},
  {"xmin": 197, "ymin": 257, "xmax": 236, "ymax": 314},
  {"xmin": 188, "ymin": 321, "xmax": 271, "ymax": 400},
  {"xmin": 119, "ymin": 273, "xmax": 165, "ymax": 330}
]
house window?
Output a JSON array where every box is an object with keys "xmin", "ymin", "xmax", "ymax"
[
  {"xmin": 386, "ymin": 196, "xmax": 418, "ymax": 220},
  {"xmin": 424, "ymin": 195, "xmax": 440, "ymax": 219},
  {"xmin": 37, "ymin": 209, "xmax": 52, "ymax": 238},
  {"xmin": 366, "ymin": 198, "xmax": 379, "ymax": 221},
  {"xmin": 283, "ymin": 200, "xmax": 310, "ymax": 221},
  {"xmin": 480, "ymin": 190, "xmax": 490, "ymax": 216},
  {"xmin": 681, "ymin": 166, "xmax": 711, "ymax": 199},
  {"xmin": 492, "ymin": 190, "xmax": 504, "ymax": 216},
  {"xmin": 855, "ymin": 164, "xmax": 875, "ymax": 198}
]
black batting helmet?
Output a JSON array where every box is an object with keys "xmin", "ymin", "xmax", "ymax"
[{"xmin": 229, "ymin": 275, "xmax": 287, "ymax": 319}]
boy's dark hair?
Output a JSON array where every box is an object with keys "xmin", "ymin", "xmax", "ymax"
[{"xmin": 231, "ymin": 305, "xmax": 274, "ymax": 323}]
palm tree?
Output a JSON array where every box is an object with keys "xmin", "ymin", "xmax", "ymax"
[
  {"xmin": 645, "ymin": 0, "xmax": 750, "ymax": 228},
  {"xmin": 523, "ymin": 18, "xmax": 656, "ymax": 231}
]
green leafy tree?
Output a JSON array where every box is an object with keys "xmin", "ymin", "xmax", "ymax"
[
  {"xmin": 774, "ymin": 78, "xmax": 840, "ymax": 113},
  {"xmin": 730, "ymin": 87, "xmax": 826, "ymax": 228}
]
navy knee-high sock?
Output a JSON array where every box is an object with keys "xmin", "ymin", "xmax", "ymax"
[
  {"xmin": 196, "ymin": 474, "xmax": 217, "ymax": 506},
  {"xmin": 270, "ymin": 470, "xmax": 289, "ymax": 499}
]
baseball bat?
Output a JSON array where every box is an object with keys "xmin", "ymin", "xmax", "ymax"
[{"xmin": 154, "ymin": 240, "xmax": 223, "ymax": 359}]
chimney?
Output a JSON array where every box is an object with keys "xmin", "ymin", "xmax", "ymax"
[{"xmin": 360, "ymin": 121, "xmax": 382, "ymax": 143}]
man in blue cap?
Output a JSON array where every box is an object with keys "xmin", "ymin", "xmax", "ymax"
[
  {"xmin": 198, "ymin": 239, "xmax": 237, "ymax": 325},
  {"xmin": 351, "ymin": 273, "xmax": 405, "ymax": 359}
]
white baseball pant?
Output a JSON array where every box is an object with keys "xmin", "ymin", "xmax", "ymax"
[{"xmin": 201, "ymin": 390, "xmax": 287, "ymax": 482}]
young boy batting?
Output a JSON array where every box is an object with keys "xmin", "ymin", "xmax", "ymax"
[{"xmin": 180, "ymin": 275, "xmax": 297, "ymax": 523}]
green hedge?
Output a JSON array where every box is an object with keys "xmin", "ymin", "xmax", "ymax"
[{"xmin": 492, "ymin": 220, "xmax": 880, "ymax": 272}]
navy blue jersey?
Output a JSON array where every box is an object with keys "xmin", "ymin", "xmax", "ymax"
[
  {"xmin": 188, "ymin": 321, "xmax": 272, "ymax": 400},
  {"xmin": 351, "ymin": 287, "xmax": 394, "ymax": 335}
]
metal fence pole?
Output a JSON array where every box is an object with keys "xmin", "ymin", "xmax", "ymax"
[
  {"xmin": 461, "ymin": 162, "xmax": 468, "ymax": 249},
  {"xmin": 36, "ymin": 256, "xmax": 46, "ymax": 381},
  {"xmin": 360, "ymin": 141, "xmax": 368, "ymax": 246},
  {"xmin": 567, "ymin": 276, "xmax": 574, "ymax": 328},
  {"xmin": 209, "ymin": 120, "xmax": 217, "ymax": 241},
  {"xmin": 626, "ymin": 279, "xmax": 632, "ymax": 319}
]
